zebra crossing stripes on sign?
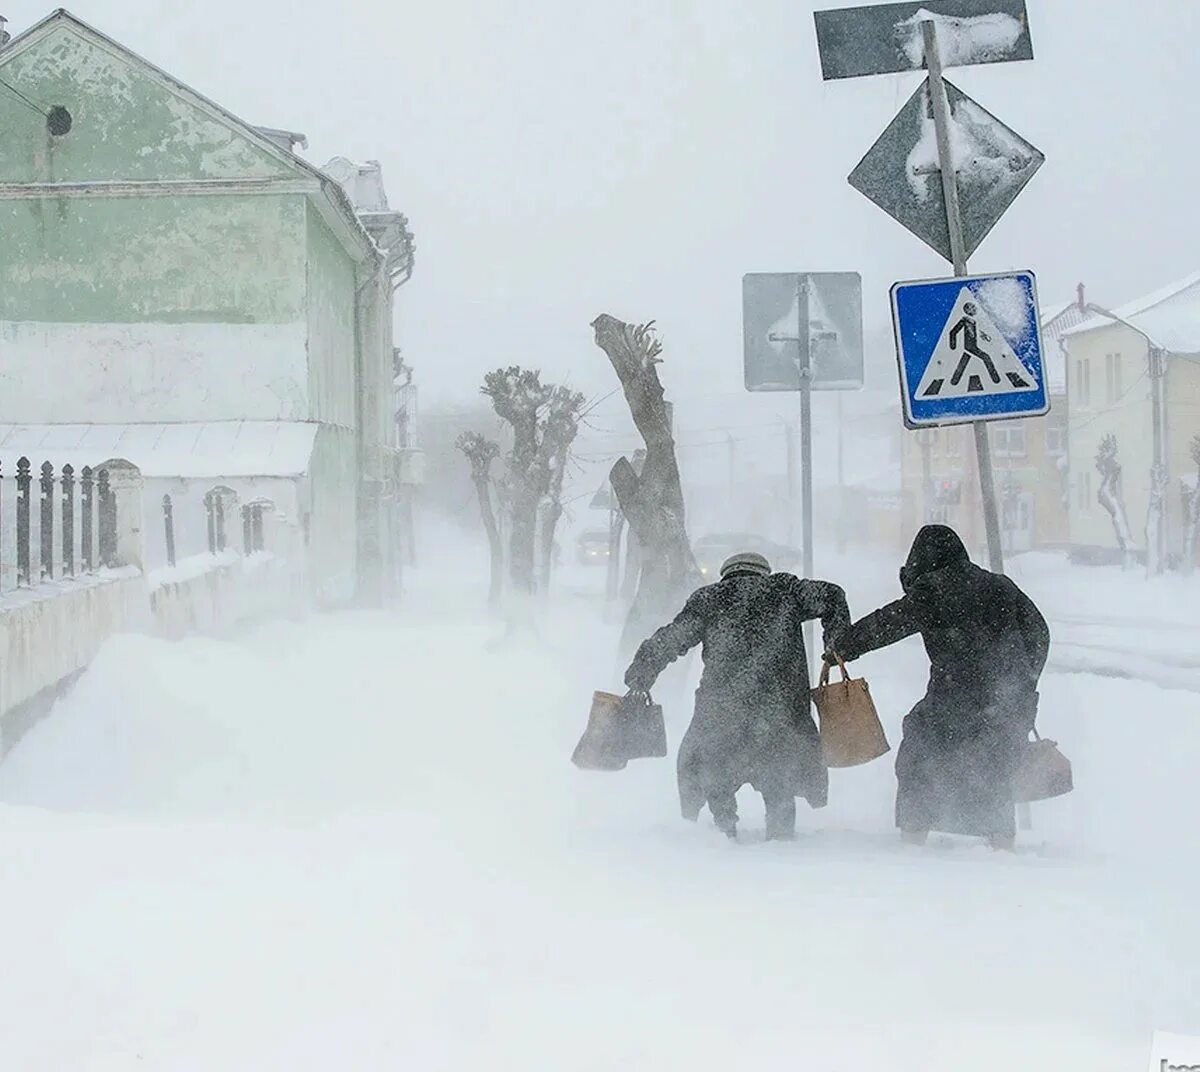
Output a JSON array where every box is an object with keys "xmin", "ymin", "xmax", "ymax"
[{"xmin": 891, "ymin": 271, "xmax": 1048, "ymax": 429}]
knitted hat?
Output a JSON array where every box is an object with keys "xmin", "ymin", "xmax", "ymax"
[{"xmin": 719, "ymin": 551, "xmax": 771, "ymax": 579}]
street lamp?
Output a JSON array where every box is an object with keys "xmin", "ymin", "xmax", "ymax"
[{"xmin": 1080, "ymin": 302, "xmax": 1169, "ymax": 575}]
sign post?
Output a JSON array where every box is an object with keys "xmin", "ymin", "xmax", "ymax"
[
  {"xmin": 816, "ymin": 2, "xmax": 1044, "ymax": 575},
  {"xmin": 922, "ymin": 18, "xmax": 1004, "ymax": 571},
  {"xmin": 743, "ymin": 271, "xmax": 863, "ymax": 665}
]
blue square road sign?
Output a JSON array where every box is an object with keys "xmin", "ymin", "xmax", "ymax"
[{"xmin": 891, "ymin": 270, "xmax": 1049, "ymax": 429}]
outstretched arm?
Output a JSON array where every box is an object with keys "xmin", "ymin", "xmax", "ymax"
[
  {"xmin": 835, "ymin": 596, "xmax": 921, "ymax": 662},
  {"xmin": 625, "ymin": 591, "xmax": 708, "ymax": 690},
  {"xmin": 794, "ymin": 579, "xmax": 851, "ymax": 655}
]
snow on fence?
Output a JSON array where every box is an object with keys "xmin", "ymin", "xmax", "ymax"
[{"xmin": 0, "ymin": 459, "xmax": 308, "ymax": 752}]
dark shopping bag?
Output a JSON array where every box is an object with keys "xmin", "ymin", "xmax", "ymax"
[
  {"xmin": 1013, "ymin": 730, "xmax": 1073, "ymax": 803},
  {"xmin": 811, "ymin": 654, "xmax": 890, "ymax": 768},
  {"xmin": 571, "ymin": 690, "xmax": 667, "ymax": 771}
]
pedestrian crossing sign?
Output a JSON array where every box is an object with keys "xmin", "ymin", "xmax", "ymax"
[{"xmin": 891, "ymin": 271, "xmax": 1048, "ymax": 428}]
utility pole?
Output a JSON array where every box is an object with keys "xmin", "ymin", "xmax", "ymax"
[
  {"xmin": 916, "ymin": 428, "xmax": 935, "ymax": 524},
  {"xmin": 923, "ymin": 18, "xmax": 1005, "ymax": 574}
]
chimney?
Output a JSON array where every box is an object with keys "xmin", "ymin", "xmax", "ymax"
[
  {"xmin": 0, "ymin": 15, "xmax": 11, "ymax": 49},
  {"xmin": 1076, "ymin": 282, "xmax": 1086, "ymax": 312}
]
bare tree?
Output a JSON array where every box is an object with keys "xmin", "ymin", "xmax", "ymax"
[
  {"xmin": 482, "ymin": 367, "xmax": 584, "ymax": 595},
  {"xmin": 591, "ymin": 315, "xmax": 700, "ymax": 654},
  {"xmin": 1182, "ymin": 434, "xmax": 1200, "ymax": 576},
  {"xmin": 1095, "ymin": 433, "xmax": 1134, "ymax": 570},
  {"xmin": 456, "ymin": 432, "xmax": 504, "ymax": 607}
]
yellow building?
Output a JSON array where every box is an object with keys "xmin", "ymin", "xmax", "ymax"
[{"xmin": 1062, "ymin": 272, "xmax": 1200, "ymax": 567}]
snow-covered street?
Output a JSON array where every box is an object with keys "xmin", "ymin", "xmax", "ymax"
[{"xmin": 1, "ymin": 557, "xmax": 1197, "ymax": 1071}]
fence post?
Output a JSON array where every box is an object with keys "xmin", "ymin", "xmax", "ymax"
[
  {"xmin": 252, "ymin": 503, "xmax": 265, "ymax": 552},
  {"xmin": 163, "ymin": 494, "xmax": 176, "ymax": 568},
  {"xmin": 16, "ymin": 457, "xmax": 31, "ymax": 586},
  {"xmin": 40, "ymin": 461, "xmax": 55, "ymax": 582},
  {"xmin": 204, "ymin": 491, "xmax": 217, "ymax": 554},
  {"xmin": 97, "ymin": 468, "xmax": 115, "ymax": 567},
  {"xmin": 215, "ymin": 493, "xmax": 227, "ymax": 552},
  {"xmin": 81, "ymin": 466, "xmax": 95, "ymax": 573},
  {"xmin": 97, "ymin": 459, "xmax": 144, "ymax": 570},
  {"xmin": 62, "ymin": 464, "xmax": 75, "ymax": 578},
  {"xmin": 242, "ymin": 505, "xmax": 252, "ymax": 555}
]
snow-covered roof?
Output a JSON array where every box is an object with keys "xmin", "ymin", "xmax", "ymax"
[
  {"xmin": 0, "ymin": 422, "xmax": 318, "ymax": 479},
  {"xmin": 1039, "ymin": 300, "xmax": 1089, "ymax": 395},
  {"xmin": 1062, "ymin": 271, "xmax": 1200, "ymax": 354}
]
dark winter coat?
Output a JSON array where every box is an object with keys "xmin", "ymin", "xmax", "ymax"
[
  {"xmin": 836, "ymin": 525, "xmax": 1050, "ymax": 839},
  {"xmin": 626, "ymin": 572, "xmax": 851, "ymax": 817}
]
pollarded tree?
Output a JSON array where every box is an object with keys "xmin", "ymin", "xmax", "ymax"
[
  {"xmin": 481, "ymin": 367, "xmax": 584, "ymax": 596},
  {"xmin": 456, "ymin": 431, "xmax": 503, "ymax": 607},
  {"xmin": 1095, "ymin": 433, "xmax": 1134, "ymax": 570},
  {"xmin": 591, "ymin": 315, "xmax": 700, "ymax": 655}
]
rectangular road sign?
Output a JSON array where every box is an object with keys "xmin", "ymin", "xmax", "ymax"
[
  {"xmin": 743, "ymin": 272, "xmax": 863, "ymax": 392},
  {"xmin": 814, "ymin": 0, "xmax": 1032, "ymax": 81},
  {"xmin": 891, "ymin": 270, "xmax": 1047, "ymax": 428},
  {"xmin": 849, "ymin": 77, "xmax": 1043, "ymax": 265}
]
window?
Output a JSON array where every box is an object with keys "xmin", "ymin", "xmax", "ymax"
[
  {"xmin": 1104, "ymin": 353, "xmax": 1124, "ymax": 405},
  {"xmin": 1046, "ymin": 423, "xmax": 1066, "ymax": 457},
  {"xmin": 992, "ymin": 423, "xmax": 1027, "ymax": 457},
  {"xmin": 1075, "ymin": 358, "xmax": 1092, "ymax": 407}
]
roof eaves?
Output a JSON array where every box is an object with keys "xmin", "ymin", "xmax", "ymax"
[{"xmin": 3, "ymin": 8, "xmax": 378, "ymax": 264}]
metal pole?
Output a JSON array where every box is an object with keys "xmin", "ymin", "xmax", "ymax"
[
  {"xmin": 836, "ymin": 392, "xmax": 846, "ymax": 554},
  {"xmin": 785, "ymin": 420, "xmax": 797, "ymax": 547},
  {"xmin": 1148, "ymin": 345, "xmax": 1167, "ymax": 575},
  {"xmin": 919, "ymin": 431, "xmax": 934, "ymax": 523},
  {"xmin": 798, "ymin": 279, "xmax": 816, "ymax": 668},
  {"xmin": 922, "ymin": 18, "xmax": 1004, "ymax": 574}
]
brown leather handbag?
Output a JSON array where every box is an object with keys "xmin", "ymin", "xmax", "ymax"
[
  {"xmin": 1013, "ymin": 729, "xmax": 1073, "ymax": 802},
  {"xmin": 810, "ymin": 655, "xmax": 890, "ymax": 768}
]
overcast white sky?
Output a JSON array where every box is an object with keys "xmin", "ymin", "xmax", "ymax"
[{"xmin": 8, "ymin": 0, "xmax": 1200, "ymax": 429}]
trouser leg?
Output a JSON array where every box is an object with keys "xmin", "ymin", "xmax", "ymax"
[
  {"xmin": 707, "ymin": 789, "xmax": 739, "ymax": 839},
  {"xmin": 763, "ymin": 794, "xmax": 797, "ymax": 841}
]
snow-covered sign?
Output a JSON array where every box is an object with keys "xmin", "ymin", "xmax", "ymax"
[
  {"xmin": 743, "ymin": 272, "xmax": 863, "ymax": 392},
  {"xmin": 891, "ymin": 270, "xmax": 1048, "ymax": 427},
  {"xmin": 849, "ymin": 77, "xmax": 1043, "ymax": 263},
  {"xmin": 814, "ymin": 0, "xmax": 1032, "ymax": 81}
]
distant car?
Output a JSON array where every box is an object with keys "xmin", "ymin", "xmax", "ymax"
[
  {"xmin": 577, "ymin": 529, "xmax": 611, "ymax": 565},
  {"xmin": 693, "ymin": 532, "xmax": 802, "ymax": 580}
]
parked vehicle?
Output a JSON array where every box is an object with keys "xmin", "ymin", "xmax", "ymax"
[
  {"xmin": 692, "ymin": 532, "xmax": 802, "ymax": 579},
  {"xmin": 577, "ymin": 529, "xmax": 611, "ymax": 565}
]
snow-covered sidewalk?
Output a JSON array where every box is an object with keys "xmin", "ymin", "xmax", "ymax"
[{"xmin": 0, "ymin": 570, "xmax": 1197, "ymax": 1070}]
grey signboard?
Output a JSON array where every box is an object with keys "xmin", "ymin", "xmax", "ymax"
[
  {"xmin": 848, "ymin": 77, "xmax": 1043, "ymax": 264},
  {"xmin": 814, "ymin": 0, "xmax": 1032, "ymax": 81},
  {"xmin": 743, "ymin": 272, "xmax": 863, "ymax": 393}
]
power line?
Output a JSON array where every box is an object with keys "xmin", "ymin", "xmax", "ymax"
[{"xmin": 0, "ymin": 76, "xmax": 49, "ymax": 119}]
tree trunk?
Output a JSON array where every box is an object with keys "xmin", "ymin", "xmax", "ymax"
[
  {"xmin": 473, "ymin": 477, "xmax": 504, "ymax": 608},
  {"xmin": 539, "ymin": 499, "xmax": 562, "ymax": 593},
  {"xmin": 1097, "ymin": 476, "xmax": 1134, "ymax": 570},
  {"xmin": 509, "ymin": 489, "xmax": 539, "ymax": 595},
  {"xmin": 592, "ymin": 315, "xmax": 700, "ymax": 656}
]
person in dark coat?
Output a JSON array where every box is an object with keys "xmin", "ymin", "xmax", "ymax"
[
  {"xmin": 832, "ymin": 525, "xmax": 1050, "ymax": 849},
  {"xmin": 625, "ymin": 551, "xmax": 850, "ymax": 841}
]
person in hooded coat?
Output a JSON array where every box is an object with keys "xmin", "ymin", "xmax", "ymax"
[
  {"xmin": 624, "ymin": 551, "xmax": 850, "ymax": 841},
  {"xmin": 832, "ymin": 525, "xmax": 1050, "ymax": 848}
]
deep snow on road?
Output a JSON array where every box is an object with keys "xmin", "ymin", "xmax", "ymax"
[{"xmin": 0, "ymin": 560, "xmax": 1198, "ymax": 1071}]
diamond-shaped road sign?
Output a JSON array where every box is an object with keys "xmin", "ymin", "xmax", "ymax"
[
  {"xmin": 743, "ymin": 272, "xmax": 863, "ymax": 393},
  {"xmin": 814, "ymin": 0, "xmax": 1033, "ymax": 81},
  {"xmin": 892, "ymin": 270, "xmax": 1047, "ymax": 428},
  {"xmin": 849, "ymin": 77, "xmax": 1043, "ymax": 264}
]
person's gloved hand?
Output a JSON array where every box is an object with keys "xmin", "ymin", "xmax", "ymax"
[{"xmin": 624, "ymin": 663, "xmax": 654, "ymax": 692}]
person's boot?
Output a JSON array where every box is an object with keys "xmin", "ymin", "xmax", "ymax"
[
  {"xmin": 764, "ymin": 797, "xmax": 797, "ymax": 842},
  {"xmin": 901, "ymin": 828, "xmax": 930, "ymax": 846}
]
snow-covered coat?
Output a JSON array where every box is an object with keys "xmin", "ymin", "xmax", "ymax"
[
  {"xmin": 836, "ymin": 526, "xmax": 1050, "ymax": 839},
  {"xmin": 626, "ymin": 572, "xmax": 851, "ymax": 817}
]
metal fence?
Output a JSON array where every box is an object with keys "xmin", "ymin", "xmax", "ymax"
[
  {"xmin": 0, "ymin": 457, "xmax": 118, "ymax": 595},
  {"xmin": 159, "ymin": 488, "xmax": 272, "ymax": 569}
]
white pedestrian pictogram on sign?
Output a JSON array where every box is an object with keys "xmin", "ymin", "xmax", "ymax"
[{"xmin": 915, "ymin": 286, "xmax": 1039, "ymax": 399}]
